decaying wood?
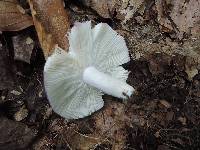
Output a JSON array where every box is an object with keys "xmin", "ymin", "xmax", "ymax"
[{"xmin": 28, "ymin": 0, "xmax": 70, "ymax": 59}]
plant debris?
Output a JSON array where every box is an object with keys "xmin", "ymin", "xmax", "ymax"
[
  {"xmin": 0, "ymin": 0, "xmax": 200, "ymax": 149},
  {"xmin": 155, "ymin": 0, "xmax": 200, "ymax": 39},
  {"xmin": 28, "ymin": 0, "xmax": 70, "ymax": 58},
  {"xmin": 0, "ymin": 0, "xmax": 33, "ymax": 31}
]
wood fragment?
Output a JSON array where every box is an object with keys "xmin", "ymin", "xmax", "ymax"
[{"xmin": 28, "ymin": 0, "xmax": 70, "ymax": 58}]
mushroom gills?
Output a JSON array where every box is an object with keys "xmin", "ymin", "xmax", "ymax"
[{"xmin": 83, "ymin": 66, "xmax": 134, "ymax": 99}]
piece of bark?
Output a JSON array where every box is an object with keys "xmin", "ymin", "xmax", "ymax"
[
  {"xmin": 28, "ymin": 0, "xmax": 70, "ymax": 59},
  {"xmin": 0, "ymin": 0, "xmax": 33, "ymax": 31}
]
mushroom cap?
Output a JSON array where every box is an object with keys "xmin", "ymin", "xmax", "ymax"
[{"xmin": 44, "ymin": 21, "xmax": 130, "ymax": 119}]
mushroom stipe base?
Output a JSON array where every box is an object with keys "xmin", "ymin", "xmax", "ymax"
[{"xmin": 83, "ymin": 66, "xmax": 135, "ymax": 99}]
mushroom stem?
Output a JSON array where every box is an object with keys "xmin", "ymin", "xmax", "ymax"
[{"xmin": 83, "ymin": 66, "xmax": 135, "ymax": 99}]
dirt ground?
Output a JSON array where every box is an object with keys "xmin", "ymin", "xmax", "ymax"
[{"xmin": 0, "ymin": 0, "xmax": 200, "ymax": 150}]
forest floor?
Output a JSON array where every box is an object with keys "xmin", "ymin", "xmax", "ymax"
[{"xmin": 0, "ymin": 0, "xmax": 200, "ymax": 150}]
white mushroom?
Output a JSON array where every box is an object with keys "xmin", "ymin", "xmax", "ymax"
[{"xmin": 44, "ymin": 21, "xmax": 135, "ymax": 119}]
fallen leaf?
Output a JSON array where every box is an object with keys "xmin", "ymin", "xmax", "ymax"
[
  {"xmin": 0, "ymin": 0, "xmax": 33, "ymax": 31},
  {"xmin": 156, "ymin": 0, "xmax": 200, "ymax": 39},
  {"xmin": 170, "ymin": 0, "xmax": 200, "ymax": 37},
  {"xmin": 43, "ymin": 119, "xmax": 100, "ymax": 150},
  {"xmin": 91, "ymin": 99, "xmax": 132, "ymax": 150},
  {"xmin": 28, "ymin": 0, "xmax": 70, "ymax": 58},
  {"xmin": 44, "ymin": 99, "xmax": 133, "ymax": 150}
]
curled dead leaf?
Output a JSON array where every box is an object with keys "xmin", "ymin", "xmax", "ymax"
[
  {"xmin": 28, "ymin": 0, "xmax": 70, "ymax": 58},
  {"xmin": 0, "ymin": 0, "xmax": 33, "ymax": 31}
]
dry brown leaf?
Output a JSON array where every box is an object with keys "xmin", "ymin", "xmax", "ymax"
[
  {"xmin": 44, "ymin": 100, "xmax": 133, "ymax": 150},
  {"xmin": 28, "ymin": 0, "xmax": 70, "ymax": 58},
  {"xmin": 90, "ymin": 100, "xmax": 132, "ymax": 150},
  {"xmin": 156, "ymin": 0, "xmax": 200, "ymax": 39},
  {"xmin": 0, "ymin": 0, "xmax": 33, "ymax": 31},
  {"xmin": 43, "ymin": 118, "xmax": 102, "ymax": 150}
]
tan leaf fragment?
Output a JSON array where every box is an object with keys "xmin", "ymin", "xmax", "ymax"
[
  {"xmin": 28, "ymin": 0, "xmax": 70, "ymax": 59},
  {"xmin": 14, "ymin": 105, "xmax": 28, "ymax": 121},
  {"xmin": 0, "ymin": 0, "xmax": 33, "ymax": 31}
]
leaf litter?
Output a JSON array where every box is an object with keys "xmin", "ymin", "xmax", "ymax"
[{"xmin": 0, "ymin": 0, "xmax": 200, "ymax": 149}]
